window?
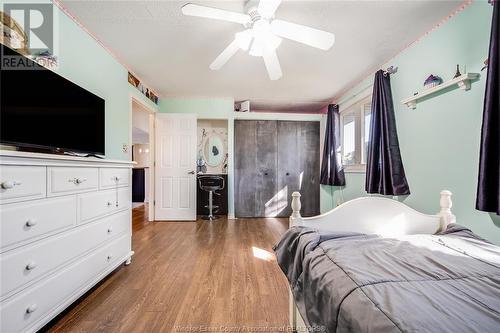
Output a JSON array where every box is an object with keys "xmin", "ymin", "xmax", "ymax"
[
  {"xmin": 340, "ymin": 97, "xmax": 372, "ymax": 172},
  {"xmin": 342, "ymin": 114, "xmax": 356, "ymax": 165}
]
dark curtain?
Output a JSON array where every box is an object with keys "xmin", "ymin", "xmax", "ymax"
[
  {"xmin": 476, "ymin": 0, "xmax": 499, "ymax": 215},
  {"xmin": 320, "ymin": 104, "xmax": 345, "ymax": 186},
  {"xmin": 365, "ymin": 70, "xmax": 410, "ymax": 195}
]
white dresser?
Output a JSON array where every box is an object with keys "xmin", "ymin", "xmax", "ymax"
[{"xmin": 0, "ymin": 151, "xmax": 134, "ymax": 333}]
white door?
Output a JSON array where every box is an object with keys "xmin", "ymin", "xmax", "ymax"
[{"xmin": 155, "ymin": 113, "xmax": 197, "ymax": 220}]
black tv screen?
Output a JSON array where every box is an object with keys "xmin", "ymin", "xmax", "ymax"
[{"xmin": 0, "ymin": 45, "xmax": 105, "ymax": 155}]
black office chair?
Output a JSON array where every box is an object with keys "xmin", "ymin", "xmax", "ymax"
[{"xmin": 198, "ymin": 175, "xmax": 225, "ymax": 220}]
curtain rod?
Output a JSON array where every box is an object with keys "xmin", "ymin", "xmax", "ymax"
[{"xmin": 384, "ymin": 65, "xmax": 398, "ymax": 76}]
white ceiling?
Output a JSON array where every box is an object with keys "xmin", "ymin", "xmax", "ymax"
[{"xmin": 60, "ymin": 0, "xmax": 463, "ymax": 112}]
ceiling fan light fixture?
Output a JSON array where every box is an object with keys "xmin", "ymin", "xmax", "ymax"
[
  {"xmin": 249, "ymin": 38, "xmax": 263, "ymax": 57},
  {"xmin": 182, "ymin": 0, "xmax": 334, "ymax": 80},
  {"xmin": 235, "ymin": 30, "xmax": 252, "ymax": 51},
  {"xmin": 249, "ymin": 35, "xmax": 282, "ymax": 57},
  {"xmin": 248, "ymin": 21, "xmax": 282, "ymax": 57}
]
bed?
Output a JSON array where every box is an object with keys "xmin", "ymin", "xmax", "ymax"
[{"xmin": 274, "ymin": 191, "xmax": 500, "ymax": 332}]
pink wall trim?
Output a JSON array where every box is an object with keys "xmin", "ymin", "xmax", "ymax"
[{"xmin": 251, "ymin": 108, "xmax": 328, "ymax": 114}]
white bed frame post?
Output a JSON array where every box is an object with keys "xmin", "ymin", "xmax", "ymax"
[
  {"xmin": 439, "ymin": 190, "xmax": 456, "ymax": 230},
  {"xmin": 290, "ymin": 192, "xmax": 303, "ymax": 227},
  {"xmin": 289, "ymin": 193, "xmax": 307, "ymax": 332}
]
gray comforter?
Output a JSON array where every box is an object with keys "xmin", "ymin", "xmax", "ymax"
[{"xmin": 274, "ymin": 224, "xmax": 500, "ymax": 332}]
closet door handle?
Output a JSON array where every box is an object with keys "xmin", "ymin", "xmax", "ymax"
[
  {"xmin": 286, "ymin": 172, "xmax": 290, "ymax": 176},
  {"xmin": 188, "ymin": 170, "xmax": 195, "ymax": 175}
]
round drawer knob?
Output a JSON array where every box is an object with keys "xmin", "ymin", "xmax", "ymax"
[
  {"xmin": 25, "ymin": 262, "xmax": 38, "ymax": 271},
  {"xmin": 107, "ymin": 202, "xmax": 113, "ymax": 207},
  {"xmin": 75, "ymin": 178, "xmax": 87, "ymax": 184},
  {"xmin": 1, "ymin": 181, "xmax": 21, "ymax": 189},
  {"xmin": 69, "ymin": 178, "xmax": 87, "ymax": 185},
  {"xmin": 107, "ymin": 228, "xmax": 113, "ymax": 234},
  {"xmin": 107, "ymin": 255, "xmax": 113, "ymax": 261},
  {"xmin": 25, "ymin": 219, "xmax": 37, "ymax": 227},
  {"xmin": 26, "ymin": 304, "xmax": 38, "ymax": 314}
]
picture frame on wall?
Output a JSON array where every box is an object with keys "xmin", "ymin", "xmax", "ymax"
[{"xmin": 128, "ymin": 71, "xmax": 159, "ymax": 104}]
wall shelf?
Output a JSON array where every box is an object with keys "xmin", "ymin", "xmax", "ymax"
[{"xmin": 401, "ymin": 73, "xmax": 480, "ymax": 109}]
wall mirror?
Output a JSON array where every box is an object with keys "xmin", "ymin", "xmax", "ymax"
[{"xmin": 203, "ymin": 135, "xmax": 224, "ymax": 167}]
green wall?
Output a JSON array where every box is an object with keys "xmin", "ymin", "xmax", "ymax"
[
  {"xmin": 54, "ymin": 5, "xmax": 158, "ymax": 160},
  {"xmin": 322, "ymin": 1, "xmax": 500, "ymax": 244}
]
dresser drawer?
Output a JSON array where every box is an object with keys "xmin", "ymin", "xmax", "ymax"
[
  {"xmin": 105, "ymin": 210, "xmax": 131, "ymax": 239},
  {"xmin": 1, "ymin": 196, "xmax": 77, "ymax": 251},
  {"xmin": 47, "ymin": 167, "xmax": 98, "ymax": 196},
  {"xmin": 78, "ymin": 188, "xmax": 130, "ymax": 223},
  {"xmin": 1, "ymin": 210, "xmax": 130, "ymax": 298},
  {"xmin": 0, "ymin": 234, "xmax": 131, "ymax": 333},
  {"xmin": 0, "ymin": 166, "xmax": 46, "ymax": 204},
  {"xmin": 99, "ymin": 168, "xmax": 130, "ymax": 189}
]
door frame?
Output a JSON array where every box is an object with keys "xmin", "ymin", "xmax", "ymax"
[{"xmin": 129, "ymin": 95, "xmax": 156, "ymax": 222}]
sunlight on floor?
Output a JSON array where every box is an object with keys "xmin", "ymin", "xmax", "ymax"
[{"xmin": 252, "ymin": 246, "xmax": 275, "ymax": 261}]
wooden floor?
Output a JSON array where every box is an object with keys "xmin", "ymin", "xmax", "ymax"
[{"xmin": 43, "ymin": 205, "xmax": 290, "ymax": 332}]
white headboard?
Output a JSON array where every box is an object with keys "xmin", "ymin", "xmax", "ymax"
[{"xmin": 290, "ymin": 190, "xmax": 456, "ymax": 236}]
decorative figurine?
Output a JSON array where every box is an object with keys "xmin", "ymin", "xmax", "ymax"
[
  {"xmin": 423, "ymin": 74, "xmax": 443, "ymax": 89},
  {"xmin": 453, "ymin": 64, "xmax": 462, "ymax": 78},
  {"xmin": 197, "ymin": 153, "xmax": 207, "ymax": 173}
]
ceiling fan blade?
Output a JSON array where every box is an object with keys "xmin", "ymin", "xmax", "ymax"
[
  {"xmin": 262, "ymin": 47, "xmax": 282, "ymax": 80},
  {"xmin": 182, "ymin": 3, "xmax": 251, "ymax": 25},
  {"xmin": 258, "ymin": 0, "xmax": 282, "ymax": 18},
  {"xmin": 210, "ymin": 39, "xmax": 240, "ymax": 70},
  {"xmin": 270, "ymin": 19, "xmax": 335, "ymax": 50}
]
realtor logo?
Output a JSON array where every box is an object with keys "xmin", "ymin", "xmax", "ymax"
[
  {"xmin": 1, "ymin": 1, "xmax": 58, "ymax": 69},
  {"xmin": 3, "ymin": 2, "xmax": 53, "ymax": 53}
]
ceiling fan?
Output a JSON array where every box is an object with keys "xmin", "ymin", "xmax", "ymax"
[{"xmin": 181, "ymin": 0, "xmax": 335, "ymax": 80}]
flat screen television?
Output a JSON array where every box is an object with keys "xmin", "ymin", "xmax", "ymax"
[{"xmin": 0, "ymin": 44, "xmax": 105, "ymax": 156}]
